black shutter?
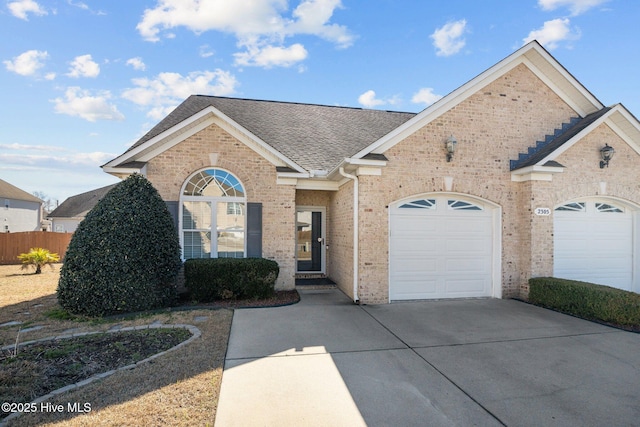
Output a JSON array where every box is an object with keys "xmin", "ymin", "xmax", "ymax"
[
  {"xmin": 247, "ymin": 202, "xmax": 262, "ymax": 258},
  {"xmin": 165, "ymin": 201, "xmax": 179, "ymax": 231}
]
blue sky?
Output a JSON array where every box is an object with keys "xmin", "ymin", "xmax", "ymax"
[{"xmin": 1, "ymin": 0, "xmax": 638, "ymax": 204}]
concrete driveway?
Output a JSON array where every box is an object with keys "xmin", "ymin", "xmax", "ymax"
[{"xmin": 215, "ymin": 289, "xmax": 640, "ymax": 426}]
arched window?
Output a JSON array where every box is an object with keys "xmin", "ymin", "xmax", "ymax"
[{"xmin": 180, "ymin": 169, "xmax": 246, "ymax": 259}]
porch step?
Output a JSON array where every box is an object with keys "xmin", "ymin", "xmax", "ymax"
[
  {"xmin": 295, "ymin": 273, "xmax": 327, "ymax": 279},
  {"xmin": 295, "ymin": 274, "xmax": 336, "ymax": 288}
]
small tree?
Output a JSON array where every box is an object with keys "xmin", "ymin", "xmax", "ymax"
[
  {"xmin": 17, "ymin": 247, "xmax": 60, "ymax": 274},
  {"xmin": 57, "ymin": 174, "xmax": 182, "ymax": 316}
]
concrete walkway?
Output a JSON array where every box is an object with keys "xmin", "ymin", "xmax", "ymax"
[{"xmin": 215, "ymin": 289, "xmax": 640, "ymax": 426}]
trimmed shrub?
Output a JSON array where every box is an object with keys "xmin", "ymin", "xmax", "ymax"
[
  {"xmin": 184, "ymin": 258, "xmax": 279, "ymax": 302},
  {"xmin": 529, "ymin": 277, "xmax": 640, "ymax": 327},
  {"xmin": 57, "ymin": 174, "xmax": 182, "ymax": 317}
]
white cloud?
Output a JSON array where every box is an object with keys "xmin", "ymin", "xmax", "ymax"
[
  {"xmin": 523, "ymin": 18, "xmax": 579, "ymax": 49},
  {"xmin": 358, "ymin": 90, "xmax": 386, "ymax": 108},
  {"xmin": 136, "ymin": 0, "xmax": 353, "ymax": 68},
  {"xmin": 0, "ymin": 143, "xmax": 119, "ymax": 202},
  {"xmin": 67, "ymin": 0, "xmax": 106, "ymax": 15},
  {"xmin": 126, "ymin": 57, "xmax": 146, "ymax": 71},
  {"xmin": 52, "ymin": 87, "xmax": 125, "ymax": 122},
  {"xmin": 538, "ymin": 0, "xmax": 609, "ymax": 15},
  {"xmin": 7, "ymin": 0, "xmax": 47, "ymax": 20},
  {"xmin": 122, "ymin": 69, "xmax": 238, "ymax": 119},
  {"xmin": 0, "ymin": 151, "xmax": 117, "ymax": 172},
  {"xmin": 0, "ymin": 144, "xmax": 115, "ymax": 172},
  {"xmin": 67, "ymin": 0, "xmax": 89, "ymax": 10},
  {"xmin": 67, "ymin": 54, "xmax": 100, "ymax": 78},
  {"xmin": 431, "ymin": 19, "xmax": 467, "ymax": 57},
  {"xmin": 199, "ymin": 45, "xmax": 215, "ymax": 58},
  {"xmin": 0, "ymin": 143, "xmax": 67, "ymax": 152},
  {"xmin": 3, "ymin": 50, "xmax": 49, "ymax": 76},
  {"xmin": 0, "ymin": 151, "xmax": 114, "ymax": 167},
  {"xmin": 411, "ymin": 88, "xmax": 443, "ymax": 106},
  {"xmin": 287, "ymin": 0, "xmax": 353, "ymax": 48},
  {"xmin": 234, "ymin": 42, "xmax": 308, "ymax": 68}
]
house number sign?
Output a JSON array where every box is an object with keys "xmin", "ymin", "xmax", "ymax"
[{"xmin": 535, "ymin": 207, "xmax": 551, "ymax": 216}]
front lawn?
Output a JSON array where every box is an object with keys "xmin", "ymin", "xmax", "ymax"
[{"xmin": 0, "ymin": 264, "xmax": 232, "ymax": 426}]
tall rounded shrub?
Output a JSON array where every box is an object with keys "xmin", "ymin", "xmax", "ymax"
[{"xmin": 57, "ymin": 174, "xmax": 182, "ymax": 316}]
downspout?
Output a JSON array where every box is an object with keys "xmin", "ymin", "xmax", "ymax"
[{"xmin": 339, "ymin": 167, "xmax": 359, "ymax": 303}]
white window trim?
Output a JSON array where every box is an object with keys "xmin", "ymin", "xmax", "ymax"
[{"xmin": 179, "ymin": 168, "xmax": 247, "ymax": 260}]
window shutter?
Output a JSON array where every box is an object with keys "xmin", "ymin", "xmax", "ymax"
[
  {"xmin": 165, "ymin": 201, "xmax": 179, "ymax": 231},
  {"xmin": 247, "ymin": 202, "xmax": 262, "ymax": 258}
]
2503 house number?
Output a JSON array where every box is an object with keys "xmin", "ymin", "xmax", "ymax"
[{"xmin": 535, "ymin": 207, "xmax": 551, "ymax": 216}]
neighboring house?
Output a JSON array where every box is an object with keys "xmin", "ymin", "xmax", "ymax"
[
  {"xmin": 48, "ymin": 184, "xmax": 117, "ymax": 233},
  {"xmin": 0, "ymin": 178, "xmax": 44, "ymax": 233},
  {"xmin": 103, "ymin": 41, "xmax": 640, "ymax": 303}
]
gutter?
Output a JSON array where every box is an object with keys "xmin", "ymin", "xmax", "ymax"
[{"xmin": 339, "ymin": 167, "xmax": 359, "ymax": 304}]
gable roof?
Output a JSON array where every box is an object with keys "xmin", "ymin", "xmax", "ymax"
[
  {"xmin": 352, "ymin": 41, "xmax": 604, "ymax": 160},
  {"xmin": 0, "ymin": 178, "xmax": 42, "ymax": 204},
  {"xmin": 48, "ymin": 184, "xmax": 116, "ymax": 219},
  {"xmin": 104, "ymin": 41, "xmax": 640, "ymax": 181},
  {"xmin": 105, "ymin": 97, "xmax": 415, "ymax": 174}
]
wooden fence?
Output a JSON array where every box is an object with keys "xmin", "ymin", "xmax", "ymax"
[{"xmin": 0, "ymin": 232, "xmax": 73, "ymax": 265}]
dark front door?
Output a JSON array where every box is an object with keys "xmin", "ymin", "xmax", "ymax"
[{"xmin": 296, "ymin": 210, "xmax": 323, "ymax": 272}]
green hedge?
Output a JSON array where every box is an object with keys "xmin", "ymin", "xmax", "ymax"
[
  {"xmin": 529, "ymin": 277, "xmax": 640, "ymax": 327},
  {"xmin": 184, "ymin": 258, "xmax": 279, "ymax": 302}
]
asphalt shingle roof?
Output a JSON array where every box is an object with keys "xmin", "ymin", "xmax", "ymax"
[
  {"xmin": 126, "ymin": 95, "xmax": 417, "ymax": 171},
  {"xmin": 512, "ymin": 107, "xmax": 612, "ymax": 169},
  {"xmin": 0, "ymin": 179, "xmax": 42, "ymax": 203},
  {"xmin": 48, "ymin": 184, "xmax": 116, "ymax": 219}
]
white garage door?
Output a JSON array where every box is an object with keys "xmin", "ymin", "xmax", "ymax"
[
  {"xmin": 554, "ymin": 200, "xmax": 634, "ymax": 291},
  {"xmin": 389, "ymin": 196, "xmax": 495, "ymax": 300}
]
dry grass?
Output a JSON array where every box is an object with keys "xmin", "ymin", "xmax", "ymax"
[{"xmin": 0, "ymin": 264, "xmax": 233, "ymax": 427}]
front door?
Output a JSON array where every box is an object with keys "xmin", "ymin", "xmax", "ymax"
[{"xmin": 296, "ymin": 208, "xmax": 325, "ymax": 272}]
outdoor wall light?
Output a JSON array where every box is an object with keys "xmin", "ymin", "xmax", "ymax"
[
  {"xmin": 445, "ymin": 135, "xmax": 457, "ymax": 162},
  {"xmin": 600, "ymin": 144, "xmax": 615, "ymax": 168}
]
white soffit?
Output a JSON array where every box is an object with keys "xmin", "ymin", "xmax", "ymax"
[
  {"xmin": 511, "ymin": 165, "xmax": 564, "ymax": 182},
  {"xmin": 606, "ymin": 105, "xmax": 640, "ymax": 155},
  {"xmin": 522, "ymin": 47, "xmax": 602, "ymax": 116}
]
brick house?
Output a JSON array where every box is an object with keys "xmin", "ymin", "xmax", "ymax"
[{"xmin": 103, "ymin": 41, "xmax": 640, "ymax": 303}]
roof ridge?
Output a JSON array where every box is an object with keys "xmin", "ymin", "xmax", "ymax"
[{"xmin": 191, "ymin": 94, "xmax": 416, "ymax": 115}]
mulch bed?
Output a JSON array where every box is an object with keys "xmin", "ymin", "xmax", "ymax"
[
  {"xmin": 178, "ymin": 290, "xmax": 300, "ymax": 309},
  {"xmin": 0, "ymin": 328, "xmax": 192, "ymax": 419}
]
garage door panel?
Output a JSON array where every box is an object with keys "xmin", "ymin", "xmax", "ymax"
[
  {"xmin": 393, "ymin": 279, "xmax": 439, "ymax": 299},
  {"xmin": 392, "ymin": 227, "xmax": 435, "ymax": 239},
  {"xmin": 445, "ymin": 257, "xmax": 491, "ymax": 273},
  {"xmin": 390, "ymin": 196, "xmax": 495, "ymax": 300},
  {"xmin": 444, "ymin": 217, "xmax": 491, "ymax": 233},
  {"xmin": 391, "ymin": 244, "xmax": 440, "ymax": 259},
  {"xmin": 445, "ymin": 238, "xmax": 490, "ymax": 253},
  {"xmin": 554, "ymin": 200, "xmax": 634, "ymax": 292},
  {"xmin": 445, "ymin": 278, "xmax": 490, "ymax": 294},
  {"xmin": 392, "ymin": 258, "xmax": 439, "ymax": 274}
]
